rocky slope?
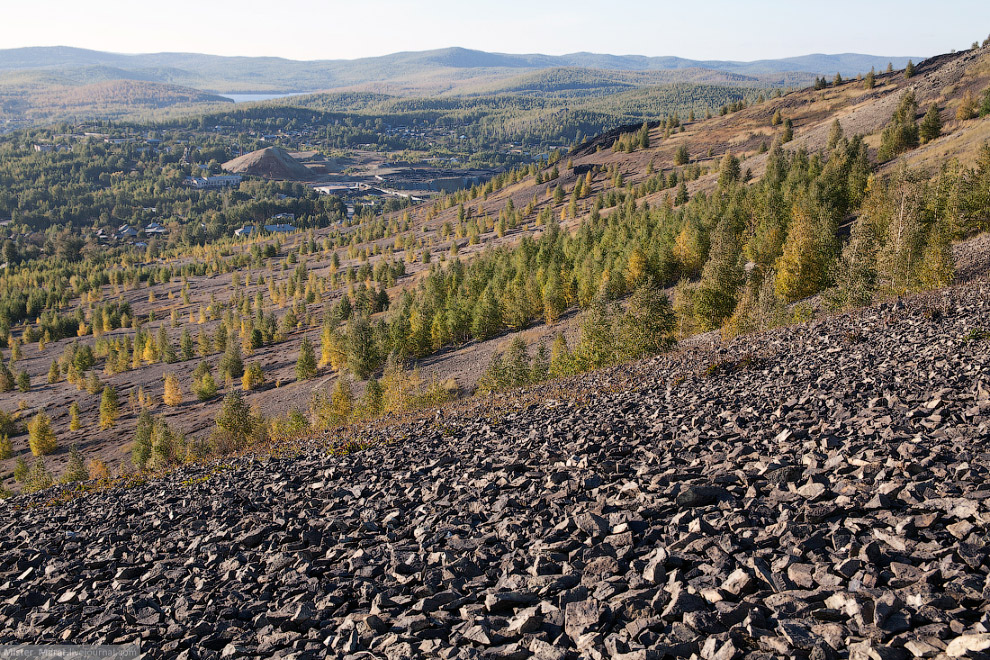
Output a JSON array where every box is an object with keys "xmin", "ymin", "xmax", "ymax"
[{"xmin": 1, "ymin": 280, "xmax": 990, "ymax": 659}]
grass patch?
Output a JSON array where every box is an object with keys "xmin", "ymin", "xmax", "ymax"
[
  {"xmin": 704, "ymin": 352, "xmax": 765, "ymax": 378},
  {"xmin": 964, "ymin": 327, "xmax": 990, "ymax": 341}
]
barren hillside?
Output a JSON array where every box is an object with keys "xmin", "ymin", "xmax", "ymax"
[{"xmin": 2, "ymin": 277, "xmax": 990, "ymax": 658}]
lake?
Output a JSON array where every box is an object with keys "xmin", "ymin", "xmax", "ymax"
[{"xmin": 220, "ymin": 92, "xmax": 311, "ymax": 103}]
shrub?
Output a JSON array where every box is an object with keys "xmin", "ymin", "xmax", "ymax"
[
  {"xmin": 0, "ymin": 409, "xmax": 20, "ymax": 438},
  {"xmin": 23, "ymin": 457, "xmax": 53, "ymax": 493},
  {"xmin": 193, "ymin": 365, "xmax": 218, "ymax": 401},
  {"xmin": 957, "ymin": 91, "xmax": 978, "ymax": 121},
  {"xmin": 63, "ymin": 445, "xmax": 88, "ymax": 483},
  {"xmin": 242, "ymin": 363, "xmax": 265, "ymax": 391}
]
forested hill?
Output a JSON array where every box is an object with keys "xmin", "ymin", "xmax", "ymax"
[
  {"xmin": 0, "ymin": 46, "xmax": 918, "ymax": 94},
  {"xmin": 0, "ymin": 46, "xmax": 920, "ymax": 129}
]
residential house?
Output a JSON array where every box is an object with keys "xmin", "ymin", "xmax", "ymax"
[
  {"xmin": 117, "ymin": 224, "xmax": 138, "ymax": 239},
  {"xmin": 144, "ymin": 222, "xmax": 168, "ymax": 236}
]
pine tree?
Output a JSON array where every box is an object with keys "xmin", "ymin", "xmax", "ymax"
[
  {"xmin": 878, "ymin": 91, "xmax": 919, "ymax": 161},
  {"xmin": 0, "ymin": 360, "xmax": 13, "ymax": 392},
  {"xmin": 150, "ymin": 417, "xmax": 183, "ymax": 469},
  {"xmin": 548, "ymin": 333, "xmax": 574, "ymax": 379},
  {"xmin": 864, "ymin": 67, "xmax": 876, "ymax": 89},
  {"xmin": 193, "ymin": 366, "xmax": 218, "ymax": 401},
  {"xmin": 781, "ymin": 118, "xmax": 794, "ymax": 143},
  {"xmin": 24, "ymin": 458, "xmax": 53, "ymax": 493},
  {"xmin": 919, "ymin": 104, "xmax": 942, "ymax": 143},
  {"xmin": 320, "ymin": 322, "xmax": 346, "ymax": 370},
  {"xmin": 16, "ymin": 371, "xmax": 29, "ymax": 392},
  {"xmin": 63, "ymin": 445, "xmax": 88, "ymax": 483},
  {"xmin": 215, "ymin": 390, "xmax": 253, "ymax": 444},
  {"xmin": 917, "ymin": 216, "xmax": 955, "ymax": 289},
  {"xmin": 471, "ymin": 288, "xmax": 502, "ymax": 341},
  {"xmin": 345, "ymin": 315, "xmax": 377, "ymax": 379},
  {"xmin": 69, "ymin": 401, "xmax": 81, "ymax": 431},
  {"xmin": 0, "ymin": 433, "xmax": 12, "ymax": 459},
  {"xmin": 695, "ymin": 217, "xmax": 744, "ymax": 330},
  {"xmin": 180, "ymin": 329, "xmax": 194, "ymax": 360},
  {"xmin": 775, "ymin": 202, "xmax": 836, "ymax": 302},
  {"xmin": 542, "ymin": 271, "xmax": 567, "ymax": 325},
  {"xmin": 163, "ymin": 373, "xmax": 183, "ymax": 406},
  {"xmin": 638, "ymin": 121, "xmax": 650, "ymax": 149},
  {"xmin": 329, "ymin": 377, "xmax": 354, "ymax": 425},
  {"xmin": 626, "ymin": 248, "xmax": 649, "ymax": 285},
  {"xmin": 218, "ymin": 336, "xmax": 243, "ymax": 381},
  {"xmin": 296, "ymin": 336, "xmax": 317, "ymax": 380},
  {"xmin": 13, "ymin": 456, "xmax": 28, "ymax": 482},
  {"xmin": 158, "ymin": 325, "xmax": 177, "ymax": 363},
  {"xmin": 99, "ymin": 386, "xmax": 119, "ymax": 429},
  {"xmin": 718, "ymin": 153, "xmax": 741, "ymax": 188},
  {"xmin": 826, "ymin": 119, "xmax": 844, "ymax": 151},
  {"xmin": 85, "ymin": 371, "xmax": 102, "ymax": 395},
  {"xmin": 47, "ymin": 359, "xmax": 60, "ymax": 384},
  {"xmin": 362, "ymin": 377, "xmax": 384, "ymax": 417},
  {"xmin": 476, "ymin": 352, "xmax": 507, "ymax": 394},
  {"xmin": 904, "ymin": 59, "xmax": 915, "ymax": 78},
  {"xmin": 617, "ymin": 278, "xmax": 677, "ymax": 360},
  {"xmin": 28, "ymin": 411, "xmax": 57, "ymax": 456},
  {"xmin": 504, "ymin": 337, "xmax": 531, "ymax": 386},
  {"xmin": 197, "ymin": 330, "xmax": 211, "ymax": 357},
  {"xmin": 132, "ymin": 409, "xmax": 153, "ymax": 470},
  {"xmin": 673, "ymin": 145, "xmax": 689, "ymax": 165},
  {"xmin": 574, "ymin": 298, "xmax": 617, "ymax": 371}
]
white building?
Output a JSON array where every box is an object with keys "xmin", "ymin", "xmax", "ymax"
[{"xmin": 184, "ymin": 175, "xmax": 242, "ymax": 190}]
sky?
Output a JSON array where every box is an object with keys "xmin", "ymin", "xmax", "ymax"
[{"xmin": 2, "ymin": 0, "xmax": 988, "ymax": 61}]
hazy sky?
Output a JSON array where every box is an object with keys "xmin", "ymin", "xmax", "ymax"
[{"xmin": 3, "ymin": 0, "xmax": 987, "ymax": 61}]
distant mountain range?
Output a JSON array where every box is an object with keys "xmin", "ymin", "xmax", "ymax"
[{"xmin": 0, "ymin": 46, "xmax": 920, "ymax": 95}]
